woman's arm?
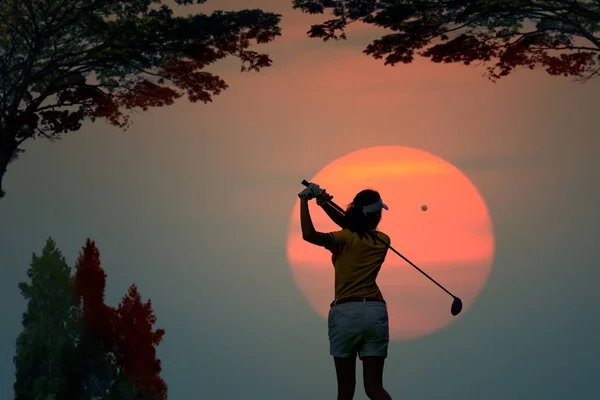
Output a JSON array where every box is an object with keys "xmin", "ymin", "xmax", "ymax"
[
  {"xmin": 300, "ymin": 196, "xmax": 332, "ymax": 247},
  {"xmin": 318, "ymin": 201, "xmax": 346, "ymax": 229}
]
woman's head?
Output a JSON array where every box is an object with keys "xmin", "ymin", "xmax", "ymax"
[{"xmin": 344, "ymin": 189, "xmax": 388, "ymax": 233}]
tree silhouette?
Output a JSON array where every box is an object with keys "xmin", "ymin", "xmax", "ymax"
[
  {"xmin": 0, "ymin": 0, "xmax": 282, "ymax": 197},
  {"xmin": 13, "ymin": 238, "xmax": 79, "ymax": 399},
  {"xmin": 293, "ymin": 0, "xmax": 600, "ymax": 81},
  {"xmin": 111, "ymin": 284, "xmax": 167, "ymax": 399},
  {"xmin": 73, "ymin": 238, "xmax": 117, "ymax": 398},
  {"xmin": 14, "ymin": 238, "xmax": 168, "ymax": 398}
]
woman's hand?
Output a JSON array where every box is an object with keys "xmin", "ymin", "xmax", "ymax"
[
  {"xmin": 298, "ymin": 183, "xmax": 324, "ymax": 200},
  {"xmin": 316, "ymin": 191, "xmax": 333, "ymax": 206}
]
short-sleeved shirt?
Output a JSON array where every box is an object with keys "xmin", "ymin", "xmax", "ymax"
[{"xmin": 325, "ymin": 229, "xmax": 390, "ymax": 301}]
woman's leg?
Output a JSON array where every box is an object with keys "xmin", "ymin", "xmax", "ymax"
[
  {"xmin": 362, "ymin": 356, "xmax": 392, "ymax": 400},
  {"xmin": 360, "ymin": 303, "xmax": 391, "ymax": 399},
  {"xmin": 334, "ymin": 356, "xmax": 356, "ymax": 400}
]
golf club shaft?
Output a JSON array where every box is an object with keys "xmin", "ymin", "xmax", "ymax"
[{"xmin": 301, "ymin": 179, "xmax": 455, "ymax": 298}]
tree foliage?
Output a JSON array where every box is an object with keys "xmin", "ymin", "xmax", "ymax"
[
  {"xmin": 13, "ymin": 238, "xmax": 79, "ymax": 399},
  {"xmin": 14, "ymin": 238, "xmax": 167, "ymax": 399},
  {"xmin": 111, "ymin": 284, "xmax": 167, "ymax": 399},
  {"xmin": 292, "ymin": 0, "xmax": 600, "ymax": 81},
  {"xmin": 0, "ymin": 0, "xmax": 282, "ymax": 197},
  {"xmin": 73, "ymin": 239, "xmax": 117, "ymax": 398}
]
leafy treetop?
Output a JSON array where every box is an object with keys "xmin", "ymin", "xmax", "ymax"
[
  {"xmin": 292, "ymin": 0, "xmax": 600, "ymax": 81},
  {"xmin": 0, "ymin": 0, "xmax": 281, "ymax": 197}
]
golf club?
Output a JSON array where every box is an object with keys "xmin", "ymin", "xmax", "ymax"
[{"xmin": 301, "ymin": 179, "xmax": 463, "ymax": 317}]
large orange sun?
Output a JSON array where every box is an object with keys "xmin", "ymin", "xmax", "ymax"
[{"xmin": 287, "ymin": 146, "xmax": 495, "ymax": 341}]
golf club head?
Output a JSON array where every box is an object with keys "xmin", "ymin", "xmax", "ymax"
[{"xmin": 451, "ymin": 297, "xmax": 463, "ymax": 316}]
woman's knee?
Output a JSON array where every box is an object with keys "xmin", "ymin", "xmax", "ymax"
[
  {"xmin": 338, "ymin": 383, "xmax": 356, "ymax": 399},
  {"xmin": 364, "ymin": 383, "xmax": 382, "ymax": 398},
  {"xmin": 337, "ymin": 375, "xmax": 356, "ymax": 396},
  {"xmin": 362, "ymin": 356, "xmax": 390, "ymax": 399},
  {"xmin": 334, "ymin": 356, "xmax": 357, "ymax": 399}
]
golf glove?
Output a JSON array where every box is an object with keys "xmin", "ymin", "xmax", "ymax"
[
  {"xmin": 316, "ymin": 191, "xmax": 333, "ymax": 206},
  {"xmin": 298, "ymin": 183, "xmax": 324, "ymax": 200}
]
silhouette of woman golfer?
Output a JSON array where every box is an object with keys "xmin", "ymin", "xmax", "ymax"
[{"xmin": 298, "ymin": 183, "xmax": 393, "ymax": 400}]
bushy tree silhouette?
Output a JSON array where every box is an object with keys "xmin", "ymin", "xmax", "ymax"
[
  {"xmin": 293, "ymin": 0, "xmax": 600, "ymax": 81},
  {"xmin": 14, "ymin": 238, "xmax": 168, "ymax": 399},
  {"xmin": 0, "ymin": 0, "xmax": 282, "ymax": 197},
  {"xmin": 13, "ymin": 238, "xmax": 79, "ymax": 399},
  {"xmin": 111, "ymin": 285, "xmax": 167, "ymax": 399},
  {"xmin": 73, "ymin": 239, "xmax": 117, "ymax": 398}
]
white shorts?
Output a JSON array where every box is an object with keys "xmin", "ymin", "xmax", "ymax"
[{"xmin": 328, "ymin": 300, "xmax": 389, "ymax": 359}]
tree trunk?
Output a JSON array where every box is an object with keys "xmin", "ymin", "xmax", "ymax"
[{"xmin": 0, "ymin": 132, "xmax": 18, "ymax": 198}]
